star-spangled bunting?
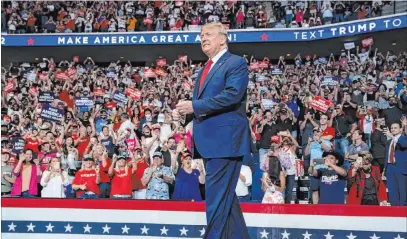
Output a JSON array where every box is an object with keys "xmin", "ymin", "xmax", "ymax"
[{"xmin": 2, "ymin": 221, "xmax": 405, "ymax": 238}]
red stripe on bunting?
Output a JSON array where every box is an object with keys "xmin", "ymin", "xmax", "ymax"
[{"xmin": 2, "ymin": 198, "xmax": 406, "ymax": 217}]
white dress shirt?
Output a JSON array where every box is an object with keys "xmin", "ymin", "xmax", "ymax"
[
  {"xmin": 209, "ymin": 48, "xmax": 228, "ymax": 71},
  {"xmin": 235, "ymin": 165, "xmax": 252, "ymax": 197}
]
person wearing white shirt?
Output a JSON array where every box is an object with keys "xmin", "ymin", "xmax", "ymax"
[
  {"xmin": 118, "ymin": 113, "xmax": 137, "ymax": 139},
  {"xmin": 235, "ymin": 165, "xmax": 252, "ymax": 202},
  {"xmin": 40, "ymin": 157, "xmax": 69, "ymax": 198}
]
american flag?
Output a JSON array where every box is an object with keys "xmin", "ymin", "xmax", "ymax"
[{"xmin": 2, "ymin": 198, "xmax": 406, "ymax": 239}]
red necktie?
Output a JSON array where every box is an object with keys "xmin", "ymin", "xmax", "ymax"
[
  {"xmin": 389, "ymin": 140, "xmax": 395, "ymax": 164},
  {"xmin": 198, "ymin": 60, "xmax": 213, "ymax": 92}
]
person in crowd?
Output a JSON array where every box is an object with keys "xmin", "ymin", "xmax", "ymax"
[
  {"xmin": 329, "ymin": 104, "xmax": 357, "ymax": 156},
  {"xmin": 71, "ymin": 154, "xmax": 100, "ymax": 199},
  {"xmin": 11, "ymin": 149, "xmax": 41, "ymax": 197},
  {"xmin": 141, "ymin": 151, "xmax": 175, "ymax": 200},
  {"xmin": 2, "ymin": 151, "xmax": 15, "ymax": 196},
  {"xmin": 108, "ymin": 152, "xmax": 137, "ymax": 199},
  {"xmin": 347, "ymin": 151, "xmax": 388, "ymax": 205},
  {"xmin": 131, "ymin": 148, "xmax": 149, "ymax": 199},
  {"xmin": 345, "ymin": 129, "xmax": 370, "ymax": 170},
  {"xmin": 235, "ymin": 161, "xmax": 252, "ymax": 202},
  {"xmin": 40, "ymin": 157, "xmax": 69, "ymax": 198},
  {"xmin": 277, "ymin": 131, "xmax": 299, "ymax": 204},
  {"xmin": 384, "ymin": 122, "xmax": 407, "ymax": 206},
  {"xmin": 304, "ymin": 127, "xmax": 333, "ymax": 204},
  {"xmin": 93, "ymin": 144, "xmax": 111, "ymax": 198},
  {"xmin": 311, "ymin": 151, "xmax": 347, "ymax": 204},
  {"xmin": 258, "ymin": 110, "xmax": 280, "ymax": 171},
  {"xmin": 261, "ymin": 136, "xmax": 285, "ymax": 204},
  {"xmin": 172, "ymin": 152, "xmax": 205, "ymax": 201},
  {"xmin": 370, "ymin": 117, "xmax": 388, "ymax": 173}
]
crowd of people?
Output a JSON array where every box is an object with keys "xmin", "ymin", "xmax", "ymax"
[
  {"xmin": 1, "ymin": 40, "xmax": 407, "ymax": 205},
  {"xmin": 2, "ymin": 0, "xmax": 398, "ymax": 33}
]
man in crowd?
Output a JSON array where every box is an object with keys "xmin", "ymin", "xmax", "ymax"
[
  {"xmin": 330, "ymin": 104, "xmax": 357, "ymax": 156},
  {"xmin": 311, "ymin": 151, "xmax": 347, "ymax": 204},
  {"xmin": 384, "ymin": 122, "xmax": 407, "ymax": 206}
]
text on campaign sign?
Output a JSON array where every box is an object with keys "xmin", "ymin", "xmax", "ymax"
[{"xmin": 1, "ymin": 14, "xmax": 406, "ymax": 46}]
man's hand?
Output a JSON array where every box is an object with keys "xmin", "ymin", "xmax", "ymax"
[
  {"xmin": 172, "ymin": 109, "xmax": 181, "ymax": 121},
  {"xmin": 176, "ymin": 101, "xmax": 194, "ymax": 115}
]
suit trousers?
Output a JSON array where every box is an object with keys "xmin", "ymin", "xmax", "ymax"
[
  {"xmin": 386, "ymin": 163, "xmax": 407, "ymax": 206},
  {"xmin": 203, "ymin": 156, "xmax": 250, "ymax": 239}
]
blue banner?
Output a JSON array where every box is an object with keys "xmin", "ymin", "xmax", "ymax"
[
  {"xmin": 112, "ymin": 91, "xmax": 128, "ymax": 105},
  {"xmin": 75, "ymin": 97, "xmax": 94, "ymax": 112},
  {"xmin": 40, "ymin": 105, "xmax": 65, "ymax": 124},
  {"xmin": 1, "ymin": 14, "xmax": 405, "ymax": 47}
]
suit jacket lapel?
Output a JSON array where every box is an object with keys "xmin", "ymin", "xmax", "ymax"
[
  {"xmin": 193, "ymin": 67, "xmax": 204, "ymax": 100},
  {"xmin": 197, "ymin": 51, "xmax": 231, "ymax": 99}
]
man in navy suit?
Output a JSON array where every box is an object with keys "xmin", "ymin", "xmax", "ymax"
[
  {"xmin": 175, "ymin": 22, "xmax": 251, "ymax": 239},
  {"xmin": 384, "ymin": 122, "xmax": 407, "ymax": 206}
]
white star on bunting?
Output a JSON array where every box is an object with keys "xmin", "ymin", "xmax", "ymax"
[
  {"xmin": 64, "ymin": 223, "xmax": 73, "ymax": 233},
  {"xmin": 281, "ymin": 229, "xmax": 290, "ymax": 239},
  {"xmin": 260, "ymin": 229, "xmax": 269, "ymax": 238},
  {"xmin": 141, "ymin": 225, "xmax": 149, "ymax": 235},
  {"xmin": 102, "ymin": 224, "xmax": 111, "ymax": 234},
  {"xmin": 122, "ymin": 225, "xmax": 130, "ymax": 234},
  {"xmin": 180, "ymin": 227, "xmax": 189, "ymax": 236},
  {"xmin": 160, "ymin": 226, "xmax": 169, "ymax": 235},
  {"xmin": 83, "ymin": 224, "xmax": 92, "ymax": 233},
  {"xmin": 199, "ymin": 227, "xmax": 206, "ymax": 236},
  {"xmin": 8, "ymin": 222, "xmax": 16, "ymax": 232},
  {"xmin": 325, "ymin": 232, "xmax": 334, "ymax": 239},
  {"xmin": 45, "ymin": 223, "xmax": 54, "ymax": 232},
  {"xmin": 370, "ymin": 233, "xmax": 380, "ymax": 239},
  {"xmin": 394, "ymin": 235, "xmax": 405, "ymax": 239},
  {"xmin": 347, "ymin": 232, "xmax": 357, "ymax": 239},
  {"xmin": 303, "ymin": 231, "xmax": 312, "ymax": 239},
  {"xmin": 27, "ymin": 223, "xmax": 36, "ymax": 232}
]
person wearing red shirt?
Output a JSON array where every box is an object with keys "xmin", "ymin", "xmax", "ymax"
[
  {"xmin": 109, "ymin": 153, "xmax": 137, "ymax": 199},
  {"xmin": 131, "ymin": 148, "xmax": 149, "ymax": 199},
  {"xmin": 24, "ymin": 128, "xmax": 40, "ymax": 153},
  {"xmin": 319, "ymin": 113, "xmax": 335, "ymax": 146},
  {"xmin": 94, "ymin": 144, "xmax": 111, "ymax": 198},
  {"xmin": 72, "ymin": 155, "xmax": 100, "ymax": 199}
]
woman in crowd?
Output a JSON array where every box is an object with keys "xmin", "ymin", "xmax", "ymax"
[
  {"xmin": 277, "ymin": 131, "xmax": 299, "ymax": 204},
  {"xmin": 262, "ymin": 136, "xmax": 286, "ymax": 204},
  {"xmin": 347, "ymin": 151, "xmax": 388, "ymax": 205},
  {"xmin": 131, "ymin": 148, "xmax": 149, "ymax": 199},
  {"xmin": 11, "ymin": 149, "xmax": 41, "ymax": 197},
  {"xmin": 40, "ymin": 157, "xmax": 69, "ymax": 198},
  {"xmin": 108, "ymin": 153, "xmax": 137, "ymax": 199},
  {"xmin": 93, "ymin": 144, "xmax": 111, "ymax": 198},
  {"xmin": 71, "ymin": 155, "xmax": 100, "ymax": 199},
  {"xmin": 172, "ymin": 152, "xmax": 205, "ymax": 201}
]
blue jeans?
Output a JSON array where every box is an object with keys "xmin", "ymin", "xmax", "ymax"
[
  {"xmin": 286, "ymin": 14, "xmax": 293, "ymax": 24},
  {"xmin": 99, "ymin": 183, "xmax": 111, "ymax": 198},
  {"xmin": 334, "ymin": 137, "xmax": 350, "ymax": 157},
  {"xmin": 259, "ymin": 148, "xmax": 269, "ymax": 171},
  {"xmin": 284, "ymin": 175, "xmax": 296, "ymax": 204},
  {"xmin": 335, "ymin": 13, "xmax": 344, "ymax": 23},
  {"xmin": 21, "ymin": 191, "xmax": 36, "ymax": 198},
  {"xmin": 77, "ymin": 193, "xmax": 99, "ymax": 199},
  {"xmin": 65, "ymin": 184, "xmax": 75, "ymax": 198},
  {"xmin": 238, "ymin": 194, "xmax": 251, "ymax": 202}
]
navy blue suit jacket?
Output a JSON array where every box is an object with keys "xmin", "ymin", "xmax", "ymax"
[
  {"xmin": 385, "ymin": 135, "xmax": 407, "ymax": 174},
  {"xmin": 192, "ymin": 51, "xmax": 251, "ymax": 159}
]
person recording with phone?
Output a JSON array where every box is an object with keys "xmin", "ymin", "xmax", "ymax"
[
  {"xmin": 261, "ymin": 136, "xmax": 285, "ymax": 204},
  {"xmin": 40, "ymin": 157, "xmax": 69, "ymax": 198},
  {"xmin": 347, "ymin": 151, "xmax": 388, "ymax": 205}
]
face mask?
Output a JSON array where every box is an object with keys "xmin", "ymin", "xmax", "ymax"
[
  {"xmin": 389, "ymin": 102, "xmax": 396, "ymax": 106},
  {"xmin": 100, "ymin": 115, "xmax": 107, "ymax": 120},
  {"xmin": 387, "ymin": 76, "xmax": 392, "ymax": 81},
  {"xmin": 145, "ymin": 115, "xmax": 152, "ymax": 122},
  {"xmin": 170, "ymin": 145, "xmax": 177, "ymax": 150}
]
